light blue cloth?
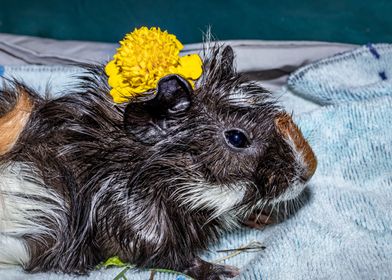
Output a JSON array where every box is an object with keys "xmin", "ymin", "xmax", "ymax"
[
  {"xmin": 287, "ymin": 43, "xmax": 392, "ymax": 104},
  {"xmin": 0, "ymin": 65, "xmax": 82, "ymax": 94},
  {"xmin": 1, "ymin": 44, "xmax": 392, "ymax": 279},
  {"xmin": 237, "ymin": 43, "xmax": 392, "ymax": 279}
]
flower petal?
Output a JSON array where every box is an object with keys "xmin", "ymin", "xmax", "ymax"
[{"xmin": 177, "ymin": 54, "xmax": 203, "ymax": 80}]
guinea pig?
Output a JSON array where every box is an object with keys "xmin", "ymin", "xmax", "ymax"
[{"xmin": 0, "ymin": 44, "xmax": 316, "ymax": 279}]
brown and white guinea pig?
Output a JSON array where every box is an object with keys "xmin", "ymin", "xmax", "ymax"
[{"xmin": 0, "ymin": 44, "xmax": 316, "ymax": 279}]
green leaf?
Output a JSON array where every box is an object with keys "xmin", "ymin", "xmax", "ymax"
[{"xmin": 101, "ymin": 256, "xmax": 128, "ymax": 268}]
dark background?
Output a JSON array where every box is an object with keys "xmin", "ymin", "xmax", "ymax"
[{"xmin": 0, "ymin": 0, "xmax": 391, "ymax": 44}]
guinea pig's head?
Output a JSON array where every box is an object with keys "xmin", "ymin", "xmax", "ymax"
[{"xmin": 123, "ymin": 45, "xmax": 316, "ymax": 223}]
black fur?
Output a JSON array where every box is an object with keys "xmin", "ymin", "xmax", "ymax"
[{"xmin": 1, "ymin": 44, "xmax": 310, "ymax": 279}]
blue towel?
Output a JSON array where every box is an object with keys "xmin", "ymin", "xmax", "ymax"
[
  {"xmin": 1, "ymin": 44, "xmax": 392, "ymax": 279},
  {"xmin": 235, "ymin": 43, "xmax": 392, "ymax": 279},
  {"xmin": 287, "ymin": 44, "xmax": 392, "ymax": 104}
]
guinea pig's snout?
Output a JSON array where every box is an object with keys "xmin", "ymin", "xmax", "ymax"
[{"xmin": 274, "ymin": 113, "xmax": 317, "ymax": 181}]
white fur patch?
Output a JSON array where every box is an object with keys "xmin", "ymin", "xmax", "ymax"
[
  {"xmin": 270, "ymin": 181, "xmax": 306, "ymax": 204},
  {"xmin": 0, "ymin": 163, "xmax": 66, "ymax": 267},
  {"xmin": 285, "ymin": 134, "xmax": 307, "ymax": 172},
  {"xmin": 172, "ymin": 181, "xmax": 246, "ymax": 228},
  {"xmin": 227, "ymin": 87, "xmax": 274, "ymax": 108},
  {"xmin": 0, "ymin": 236, "xmax": 29, "ymax": 268}
]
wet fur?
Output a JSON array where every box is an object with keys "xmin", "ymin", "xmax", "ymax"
[{"xmin": 0, "ymin": 44, "xmax": 315, "ymax": 279}]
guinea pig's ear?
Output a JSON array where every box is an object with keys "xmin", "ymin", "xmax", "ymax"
[
  {"xmin": 204, "ymin": 45, "xmax": 236, "ymax": 81},
  {"xmin": 123, "ymin": 74, "xmax": 192, "ymax": 144},
  {"xmin": 149, "ymin": 74, "xmax": 192, "ymax": 117},
  {"xmin": 220, "ymin": 45, "xmax": 235, "ymax": 77}
]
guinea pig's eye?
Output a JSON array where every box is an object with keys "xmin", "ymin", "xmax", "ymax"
[{"xmin": 224, "ymin": 129, "xmax": 251, "ymax": 149}]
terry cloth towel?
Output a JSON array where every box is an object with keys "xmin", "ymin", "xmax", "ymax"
[
  {"xmin": 241, "ymin": 43, "xmax": 392, "ymax": 279},
  {"xmin": 287, "ymin": 43, "xmax": 392, "ymax": 104},
  {"xmin": 0, "ymin": 44, "xmax": 392, "ymax": 280}
]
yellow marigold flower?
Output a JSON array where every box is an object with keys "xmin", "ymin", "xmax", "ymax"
[{"xmin": 105, "ymin": 27, "xmax": 203, "ymax": 103}]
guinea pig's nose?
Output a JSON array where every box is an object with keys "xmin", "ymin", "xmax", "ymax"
[{"xmin": 274, "ymin": 113, "xmax": 317, "ymax": 181}]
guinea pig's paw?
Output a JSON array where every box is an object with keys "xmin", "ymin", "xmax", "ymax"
[
  {"xmin": 183, "ymin": 258, "xmax": 239, "ymax": 279},
  {"xmin": 243, "ymin": 212, "xmax": 277, "ymax": 229}
]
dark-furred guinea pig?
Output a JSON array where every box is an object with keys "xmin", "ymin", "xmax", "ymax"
[{"xmin": 0, "ymin": 44, "xmax": 316, "ymax": 279}]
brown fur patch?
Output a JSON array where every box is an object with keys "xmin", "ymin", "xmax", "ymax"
[
  {"xmin": 0, "ymin": 89, "xmax": 32, "ymax": 155},
  {"xmin": 275, "ymin": 113, "xmax": 317, "ymax": 179}
]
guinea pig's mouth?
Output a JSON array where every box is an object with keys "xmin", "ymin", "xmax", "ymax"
[
  {"xmin": 269, "ymin": 181, "xmax": 308, "ymax": 204},
  {"xmin": 244, "ymin": 181, "xmax": 311, "ymax": 228}
]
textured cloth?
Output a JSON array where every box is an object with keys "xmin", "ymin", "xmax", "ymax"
[
  {"xmin": 1, "ymin": 44, "xmax": 392, "ymax": 279},
  {"xmin": 245, "ymin": 43, "xmax": 392, "ymax": 279},
  {"xmin": 287, "ymin": 44, "xmax": 392, "ymax": 104}
]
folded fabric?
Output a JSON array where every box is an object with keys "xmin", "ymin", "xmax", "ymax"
[
  {"xmin": 0, "ymin": 33, "xmax": 356, "ymax": 92},
  {"xmin": 288, "ymin": 43, "xmax": 392, "ymax": 104}
]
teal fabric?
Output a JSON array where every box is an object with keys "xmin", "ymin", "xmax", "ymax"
[
  {"xmin": 0, "ymin": 0, "xmax": 392, "ymax": 44},
  {"xmin": 1, "ymin": 44, "xmax": 392, "ymax": 279}
]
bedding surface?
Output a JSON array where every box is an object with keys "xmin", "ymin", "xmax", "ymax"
[{"xmin": 2, "ymin": 35, "xmax": 390, "ymax": 279}]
